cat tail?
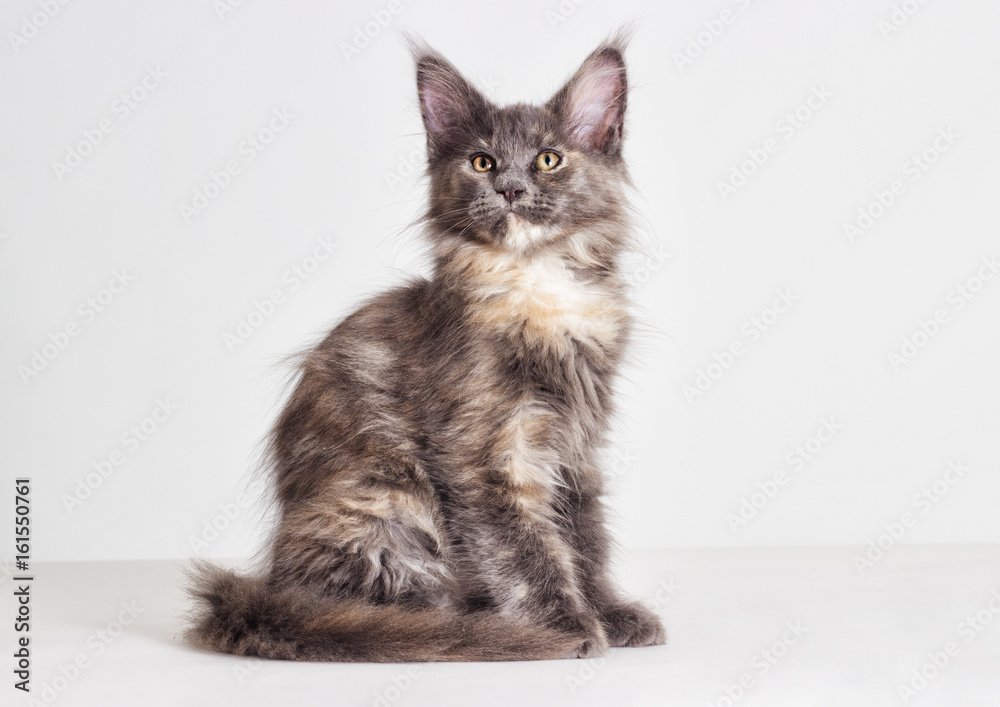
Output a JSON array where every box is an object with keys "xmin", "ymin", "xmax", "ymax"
[{"xmin": 186, "ymin": 562, "xmax": 584, "ymax": 662}]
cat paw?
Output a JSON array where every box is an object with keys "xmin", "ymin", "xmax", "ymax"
[
  {"xmin": 599, "ymin": 601, "xmax": 665, "ymax": 648},
  {"xmin": 550, "ymin": 612, "xmax": 609, "ymax": 659}
]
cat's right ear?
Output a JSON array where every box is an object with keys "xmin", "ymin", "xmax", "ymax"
[{"xmin": 411, "ymin": 42, "xmax": 487, "ymax": 157}]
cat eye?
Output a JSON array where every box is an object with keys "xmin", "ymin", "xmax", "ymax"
[
  {"xmin": 536, "ymin": 151, "xmax": 561, "ymax": 171},
  {"xmin": 471, "ymin": 154, "xmax": 494, "ymax": 172}
]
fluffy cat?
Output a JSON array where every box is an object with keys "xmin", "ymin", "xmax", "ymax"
[{"xmin": 188, "ymin": 32, "xmax": 665, "ymax": 662}]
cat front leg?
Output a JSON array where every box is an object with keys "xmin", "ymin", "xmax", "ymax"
[
  {"xmin": 461, "ymin": 498, "xmax": 609, "ymax": 659},
  {"xmin": 557, "ymin": 469, "xmax": 666, "ymax": 648},
  {"xmin": 442, "ymin": 391, "xmax": 609, "ymax": 657}
]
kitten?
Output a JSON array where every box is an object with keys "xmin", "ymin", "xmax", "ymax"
[{"xmin": 188, "ymin": 32, "xmax": 665, "ymax": 662}]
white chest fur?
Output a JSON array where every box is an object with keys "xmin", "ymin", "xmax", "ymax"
[{"xmin": 465, "ymin": 247, "xmax": 627, "ymax": 352}]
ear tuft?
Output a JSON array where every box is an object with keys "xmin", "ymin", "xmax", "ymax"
[{"xmin": 548, "ymin": 36, "xmax": 629, "ymax": 154}]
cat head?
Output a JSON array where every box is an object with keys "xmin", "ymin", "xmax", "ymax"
[{"xmin": 413, "ymin": 35, "xmax": 631, "ymax": 261}]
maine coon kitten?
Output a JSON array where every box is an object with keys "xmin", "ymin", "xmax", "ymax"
[{"xmin": 188, "ymin": 34, "xmax": 665, "ymax": 662}]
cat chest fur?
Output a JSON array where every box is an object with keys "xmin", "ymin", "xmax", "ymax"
[
  {"xmin": 442, "ymin": 249, "xmax": 625, "ymax": 509},
  {"xmin": 460, "ymin": 246, "xmax": 629, "ymax": 354}
]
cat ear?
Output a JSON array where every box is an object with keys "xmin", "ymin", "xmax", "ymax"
[
  {"xmin": 412, "ymin": 44, "xmax": 488, "ymax": 156},
  {"xmin": 548, "ymin": 42, "xmax": 628, "ymax": 155}
]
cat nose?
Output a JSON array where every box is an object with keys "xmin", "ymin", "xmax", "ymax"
[{"xmin": 497, "ymin": 187, "xmax": 526, "ymax": 204}]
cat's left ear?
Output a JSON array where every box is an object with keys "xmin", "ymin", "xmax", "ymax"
[{"xmin": 548, "ymin": 41, "xmax": 628, "ymax": 156}]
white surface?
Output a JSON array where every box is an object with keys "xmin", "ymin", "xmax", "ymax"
[
  {"xmin": 3, "ymin": 546, "xmax": 999, "ymax": 706},
  {"xmin": 1, "ymin": 1, "xmax": 999, "ymax": 563}
]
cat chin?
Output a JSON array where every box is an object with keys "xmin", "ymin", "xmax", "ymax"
[{"xmin": 502, "ymin": 213, "xmax": 555, "ymax": 254}]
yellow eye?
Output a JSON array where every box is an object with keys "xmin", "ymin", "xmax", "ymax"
[
  {"xmin": 471, "ymin": 154, "xmax": 493, "ymax": 172},
  {"xmin": 536, "ymin": 151, "xmax": 561, "ymax": 171}
]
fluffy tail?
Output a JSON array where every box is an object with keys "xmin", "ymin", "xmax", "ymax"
[{"xmin": 186, "ymin": 563, "xmax": 582, "ymax": 662}]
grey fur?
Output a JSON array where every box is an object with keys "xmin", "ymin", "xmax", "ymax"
[{"xmin": 187, "ymin": 32, "xmax": 665, "ymax": 662}]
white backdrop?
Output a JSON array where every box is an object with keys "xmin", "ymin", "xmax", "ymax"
[{"xmin": 1, "ymin": 0, "xmax": 998, "ymax": 563}]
